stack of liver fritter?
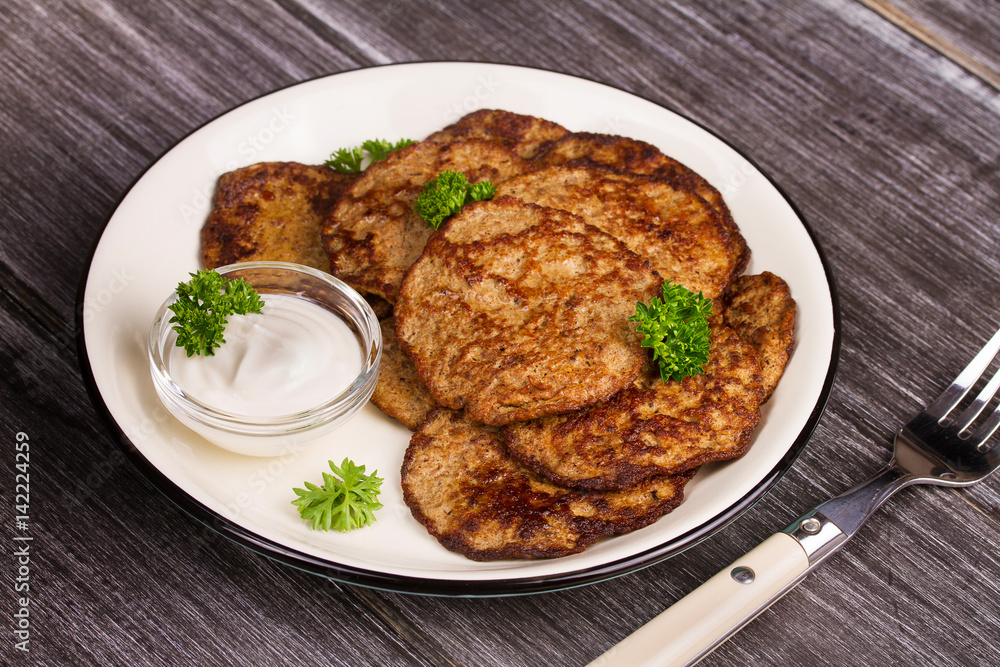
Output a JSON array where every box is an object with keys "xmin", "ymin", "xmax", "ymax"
[{"xmin": 199, "ymin": 109, "xmax": 796, "ymax": 561}]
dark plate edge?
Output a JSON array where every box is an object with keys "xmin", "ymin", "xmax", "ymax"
[{"xmin": 74, "ymin": 60, "xmax": 842, "ymax": 597}]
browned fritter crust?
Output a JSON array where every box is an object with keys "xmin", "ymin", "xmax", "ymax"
[
  {"xmin": 395, "ymin": 196, "xmax": 662, "ymax": 426},
  {"xmin": 201, "ymin": 161, "xmax": 359, "ymax": 271},
  {"xmin": 370, "ymin": 318, "xmax": 437, "ymax": 430},
  {"xmin": 401, "ymin": 409, "xmax": 695, "ymax": 561},
  {"xmin": 503, "ymin": 319, "xmax": 765, "ymax": 490},
  {"xmin": 534, "ymin": 132, "xmax": 749, "ymax": 276},
  {"xmin": 427, "ymin": 109, "xmax": 569, "ymax": 159},
  {"xmin": 495, "ymin": 166, "xmax": 738, "ymax": 299},
  {"xmin": 363, "ymin": 294, "xmax": 393, "ymax": 320},
  {"xmin": 723, "ymin": 272, "xmax": 796, "ymax": 401},
  {"xmin": 321, "ymin": 139, "xmax": 530, "ymax": 303}
]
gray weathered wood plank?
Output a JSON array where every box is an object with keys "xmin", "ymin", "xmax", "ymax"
[{"xmin": 859, "ymin": 0, "xmax": 1000, "ymax": 90}]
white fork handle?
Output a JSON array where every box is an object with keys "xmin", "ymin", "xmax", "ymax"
[{"xmin": 588, "ymin": 532, "xmax": 809, "ymax": 667}]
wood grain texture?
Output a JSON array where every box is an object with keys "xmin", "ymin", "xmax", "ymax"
[{"xmin": 2, "ymin": 0, "xmax": 1000, "ymax": 665}]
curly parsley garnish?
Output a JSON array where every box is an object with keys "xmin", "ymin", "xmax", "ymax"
[
  {"xmin": 413, "ymin": 170, "xmax": 496, "ymax": 230},
  {"xmin": 291, "ymin": 458, "xmax": 384, "ymax": 532},
  {"xmin": 167, "ymin": 269, "xmax": 264, "ymax": 357},
  {"xmin": 631, "ymin": 281, "xmax": 713, "ymax": 382},
  {"xmin": 325, "ymin": 138, "xmax": 415, "ymax": 173}
]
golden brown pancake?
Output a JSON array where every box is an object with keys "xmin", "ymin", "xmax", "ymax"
[
  {"xmin": 321, "ymin": 139, "xmax": 530, "ymax": 304},
  {"xmin": 723, "ymin": 272, "xmax": 796, "ymax": 400},
  {"xmin": 427, "ymin": 108, "xmax": 569, "ymax": 159},
  {"xmin": 534, "ymin": 132, "xmax": 748, "ymax": 276},
  {"xmin": 200, "ymin": 161, "xmax": 394, "ymax": 318},
  {"xmin": 201, "ymin": 161, "xmax": 358, "ymax": 272},
  {"xmin": 370, "ymin": 318, "xmax": 436, "ymax": 430},
  {"xmin": 503, "ymin": 319, "xmax": 765, "ymax": 490},
  {"xmin": 401, "ymin": 409, "xmax": 695, "ymax": 560},
  {"xmin": 395, "ymin": 196, "xmax": 662, "ymax": 426},
  {"xmin": 495, "ymin": 166, "xmax": 739, "ymax": 299}
]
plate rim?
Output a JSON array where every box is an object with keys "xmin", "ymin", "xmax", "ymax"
[{"xmin": 75, "ymin": 60, "xmax": 841, "ymax": 597}]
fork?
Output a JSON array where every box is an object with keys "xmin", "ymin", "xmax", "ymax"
[{"xmin": 589, "ymin": 325, "xmax": 1000, "ymax": 667}]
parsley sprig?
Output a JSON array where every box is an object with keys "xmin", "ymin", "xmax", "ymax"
[
  {"xmin": 631, "ymin": 281, "xmax": 713, "ymax": 382},
  {"xmin": 168, "ymin": 269, "xmax": 264, "ymax": 357},
  {"xmin": 325, "ymin": 138, "xmax": 415, "ymax": 173},
  {"xmin": 291, "ymin": 458, "xmax": 384, "ymax": 532},
  {"xmin": 413, "ymin": 170, "xmax": 496, "ymax": 230}
]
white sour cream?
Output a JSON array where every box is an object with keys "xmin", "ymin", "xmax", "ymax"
[{"xmin": 167, "ymin": 293, "xmax": 362, "ymax": 417}]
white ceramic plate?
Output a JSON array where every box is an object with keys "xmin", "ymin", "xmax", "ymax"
[{"xmin": 78, "ymin": 62, "xmax": 838, "ymax": 595}]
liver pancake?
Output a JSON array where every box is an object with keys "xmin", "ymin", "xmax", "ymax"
[
  {"xmin": 401, "ymin": 409, "xmax": 695, "ymax": 561},
  {"xmin": 503, "ymin": 318, "xmax": 766, "ymax": 490},
  {"xmin": 370, "ymin": 317, "xmax": 437, "ymax": 430},
  {"xmin": 201, "ymin": 161, "xmax": 358, "ymax": 272},
  {"xmin": 534, "ymin": 132, "xmax": 749, "ymax": 276},
  {"xmin": 495, "ymin": 165, "xmax": 739, "ymax": 299},
  {"xmin": 321, "ymin": 138, "xmax": 530, "ymax": 303},
  {"xmin": 394, "ymin": 196, "xmax": 661, "ymax": 426},
  {"xmin": 427, "ymin": 108, "xmax": 569, "ymax": 159},
  {"xmin": 723, "ymin": 272, "xmax": 796, "ymax": 401}
]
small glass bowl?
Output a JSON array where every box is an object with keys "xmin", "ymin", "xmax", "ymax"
[{"xmin": 148, "ymin": 261, "xmax": 382, "ymax": 457}]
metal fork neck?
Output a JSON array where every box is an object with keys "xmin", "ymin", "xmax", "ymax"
[
  {"xmin": 816, "ymin": 464, "xmax": 917, "ymax": 537},
  {"xmin": 782, "ymin": 465, "xmax": 917, "ymax": 565}
]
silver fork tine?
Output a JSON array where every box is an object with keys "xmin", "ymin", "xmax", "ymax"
[
  {"xmin": 925, "ymin": 326, "xmax": 1000, "ymax": 421},
  {"xmin": 954, "ymin": 363, "xmax": 1000, "ymax": 434},
  {"xmin": 966, "ymin": 371, "xmax": 1000, "ymax": 451},
  {"xmin": 971, "ymin": 404, "xmax": 1000, "ymax": 451}
]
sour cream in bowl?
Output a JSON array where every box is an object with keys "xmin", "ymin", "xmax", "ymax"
[{"xmin": 148, "ymin": 262, "xmax": 381, "ymax": 457}]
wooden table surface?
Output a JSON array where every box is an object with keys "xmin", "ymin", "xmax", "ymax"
[{"xmin": 3, "ymin": 1, "xmax": 999, "ymax": 665}]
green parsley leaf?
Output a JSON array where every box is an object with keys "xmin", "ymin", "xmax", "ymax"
[
  {"xmin": 630, "ymin": 281, "xmax": 713, "ymax": 382},
  {"xmin": 291, "ymin": 458, "xmax": 384, "ymax": 532},
  {"xmin": 362, "ymin": 138, "xmax": 415, "ymax": 162},
  {"xmin": 223, "ymin": 276, "xmax": 267, "ymax": 315},
  {"xmin": 413, "ymin": 169, "xmax": 497, "ymax": 230},
  {"xmin": 413, "ymin": 170, "xmax": 469, "ymax": 229},
  {"xmin": 325, "ymin": 138, "xmax": 415, "ymax": 173},
  {"xmin": 466, "ymin": 180, "xmax": 496, "ymax": 202},
  {"xmin": 167, "ymin": 269, "xmax": 264, "ymax": 357},
  {"xmin": 325, "ymin": 146, "xmax": 364, "ymax": 173}
]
